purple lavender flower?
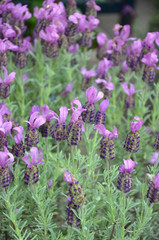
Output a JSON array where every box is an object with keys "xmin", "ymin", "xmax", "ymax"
[
  {"xmin": 65, "ymin": 12, "xmax": 82, "ymax": 38},
  {"xmin": 82, "ymin": 86, "xmax": 104, "ymax": 123},
  {"xmin": 94, "ymin": 124, "xmax": 118, "ymax": 161},
  {"xmin": 78, "ymin": 15, "xmax": 100, "ymax": 48},
  {"xmin": 40, "ymin": 24, "xmax": 59, "ymax": 58},
  {"xmin": 53, "ymin": 107, "xmax": 68, "ymax": 141},
  {"xmin": 0, "ymin": 66, "xmax": 16, "ymax": 99},
  {"xmin": 106, "ymin": 38, "xmax": 124, "ymax": 66},
  {"xmin": 0, "ymin": 115, "xmax": 12, "ymax": 151},
  {"xmin": 67, "ymin": 98, "xmax": 86, "ymax": 145},
  {"xmin": 124, "ymin": 116, "xmax": 143, "ymax": 153},
  {"xmin": 66, "ymin": 0, "xmax": 77, "ymax": 18},
  {"xmin": 12, "ymin": 126, "xmax": 25, "ymax": 158},
  {"xmin": 0, "ymin": 38, "xmax": 18, "ymax": 68},
  {"xmin": 97, "ymin": 58, "xmax": 113, "ymax": 79},
  {"xmin": 117, "ymin": 159, "xmax": 138, "ymax": 193},
  {"xmin": 126, "ymin": 39, "xmax": 142, "ymax": 71},
  {"xmin": 2, "ymin": 24, "xmax": 22, "ymax": 47},
  {"xmin": 48, "ymin": 178, "xmax": 53, "ymax": 190},
  {"xmin": 122, "ymin": 82, "xmax": 142, "ymax": 108},
  {"xmin": 96, "ymin": 76, "xmax": 114, "ymax": 99},
  {"xmin": 24, "ymin": 111, "xmax": 46, "ymax": 150},
  {"xmin": 61, "ymin": 82, "xmax": 73, "ymax": 96},
  {"xmin": 39, "ymin": 104, "xmax": 56, "ymax": 137},
  {"xmin": 14, "ymin": 37, "xmax": 32, "ymax": 69},
  {"xmin": 150, "ymin": 152, "xmax": 159, "ymax": 165},
  {"xmin": 141, "ymin": 52, "xmax": 159, "ymax": 84},
  {"xmin": 0, "ymin": 0, "xmax": 14, "ymax": 25},
  {"xmin": 96, "ymin": 32, "xmax": 107, "ymax": 59},
  {"xmin": 81, "ymin": 67, "xmax": 97, "ymax": 91},
  {"xmin": 147, "ymin": 173, "xmax": 159, "ymax": 203},
  {"xmin": 0, "ymin": 146, "xmax": 14, "ymax": 188},
  {"xmin": 22, "ymin": 147, "xmax": 44, "ymax": 185},
  {"xmin": 85, "ymin": 0, "xmax": 101, "ymax": 18},
  {"xmin": 141, "ymin": 32, "xmax": 157, "ymax": 58},
  {"xmin": 118, "ymin": 60, "xmax": 130, "ymax": 82},
  {"xmin": 95, "ymin": 98, "xmax": 109, "ymax": 125},
  {"xmin": 63, "ymin": 170, "xmax": 86, "ymax": 227}
]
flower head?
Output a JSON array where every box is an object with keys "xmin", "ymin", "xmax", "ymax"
[
  {"xmin": 94, "ymin": 124, "xmax": 118, "ymax": 139},
  {"xmin": 54, "ymin": 106, "xmax": 68, "ymax": 124},
  {"xmin": 13, "ymin": 126, "xmax": 24, "ymax": 144},
  {"xmin": 119, "ymin": 159, "xmax": 138, "ymax": 173},
  {"xmin": 113, "ymin": 24, "xmax": 122, "ymax": 36},
  {"xmin": 97, "ymin": 32, "xmax": 107, "ymax": 46},
  {"xmin": 86, "ymin": 0, "xmax": 101, "ymax": 11},
  {"xmin": 122, "ymin": 82, "xmax": 142, "ymax": 96},
  {"xmin": 150, "ymin": 152, "xmax": 159, "ymax": 164},
  {"xmin": 22, "ymin": 147, "xmax": 44, "ymax": 168},
  {"xmin": 0, "ymin": 67, "xmax": 16, "ymax": 84},
  {"xmin": 130, "ymin": 116, "xmax": 143, "ymax": 133},
  {"xmin": 40, "ymin": 104, "xmax": 57, "ymax": 122},
  {"xmin": 97, "ymin": 58, "xmax": 113, "ymax": 76},
  {"xmin": 63, "ymin": 170, "xmax": 74, "ymax": 184},
  {"xmin": 141, "ymin": 52, "xmax": 159, "ymax": 68},
  {"xmin": 85, "ymin": 86, "xmax": 104, "ymax": 104},
  {"xmin": 81, "ymin": 67, "xmax": 97, "ymax": 79},
  {"xmin": 0, "ymin": 102, "xmax": 12, "ymax": 116},
  {"xmin": 99, "ymin": 98, "xmax": 109, "ymax": 113},
  {"xmin": 0, "ymin": 146, "xmax": 14, "ymax": 168},
  {"xmin": 96, "ymin": 76, "xmax": 115, "ymax": 91},
  {"xmin": 0, "ymin": 115, "xmax": 12, "ymax": 136},
  {"xmin": 24, "ymin": 112, "xmax": 46, "ymax": 129},
  {"xmin": 39, "ymin": 25, "xmax": 59, "ymax": 43}
]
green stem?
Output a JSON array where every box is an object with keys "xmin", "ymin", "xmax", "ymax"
[{"xmin": 57, "ymin": 142, "xmax": 60, "ymax": 161}]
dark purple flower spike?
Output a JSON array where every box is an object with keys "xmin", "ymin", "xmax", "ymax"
[
  {"xmin": 117, "ymin": 159, "xmax": 138, "ymax": 193},
  {"xmin": 12, "ymin": 126, "xmax": 25, "ymax": 158},
  {"xmin": 147, "ymin": 173, "xmax": 159, "ymax": 203}
]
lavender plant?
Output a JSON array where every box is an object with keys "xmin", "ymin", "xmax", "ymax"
[{"xmin": 0, "ymin": 0, "xmax": 159, "ymax": 239}]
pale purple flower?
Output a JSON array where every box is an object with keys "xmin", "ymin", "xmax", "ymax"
[
  {"xmin": 86, "ymin": 0, "xmax": 101, "ymax": 11},
  {"xmin": 97, "ymin": 58, "xmax": 113, "ymax": 77},
  {"xmin": 63, "ymin": 170, "xmax": 73, "ymax": 184},
  {"xmin": 39, "ymin": 25, "xmax": 59, "ymax": 43},
  {"xmin": 70, "ymin": 97, "xmax": 85, "ymax": 124},
  {"xmin": 22, "ymin": 73, "xmax": 29, "ymax": 82},
  {"xmin": 81, "ymin": 67, "xmax": 97, "ymax": 79},
  {"xmin": 30, "ymin": 105, "xmax": 39, "ymax": 115},
  {"xmin": 119, "ymin": 159, "xmax": 138, "ymax": 173},
  {"xmin": 121, "ymin": 60, "xmax": 130, "ymax": 73},
  {"xmin": 48, "ymin": 178, "xmax": 53, "ymax": 190},
  {"xmin": 143, "ymin": 32, "xmax": 157, "ymax": 48},
  {"xmin": 12, "ymin": 3, "xmax": 31, "ymax": 21},
  {"xmin": 120, "ymin": 25, "xmax": 131, "ymax": 42},
  {"xmin": 69, "ymin": 44, "xmax": 79, "ymax": 54},
  {"xmin": 153, "ymin": 173, "xmax": 159, "ymax": 189},
  {"xmin": 13, "ymin": 126, "xmax": 24, "ymax": 144},
  {"xmin": 0, "ymin": 146, "xmax": 14, "ymax": 168},
  {"xmin": 40, "ymin": 104, "xmax": 56, "ymax": 122},
  {"xmin": 113, "ymin": 24, "xmax": 122, "ymax": 36},
  {"xmin": 150, "ymin": 152, "xmax": 159, "ymax": 164},
  {"xmin": 131, "ymin": 39, "xmax": 142, "ymax": 56},
  {"xmin": 141, "ymin": 52, "xmax": 159, "ymax": 68},
  {"xmin": 99, "ymin": 98, "xmax": 109, "ymax": 113},
  {"xmin": 87, "ymin": 15, "xmax": 100, "ymax": 31},
  {"xmin": 2, "ymin": 23, "xmax": 17, "ymax": 38},
  {"xmin": 16, "ymin": 37, "xmax": 32, "ymax": 53},
  {"xmin": 53, "ymin": 107, "xmax": 68, "ymax": 124},
  {"xmin": 24, "ymin": 112, "xmax": 46, "ymax": 129},
  {"xmin": 0, "ymin": 115, "xmax": 12, "ymax": 136},
  {"xmin": 0, "ymin": 66, "xmax": 16, "ymax": 84},
  {"xmin": 130, "ymin": 116, "xmax": 144, "ymax": 133},
  {"xmin": 61, "ymin": 82, "xmax": 73, "ymax": 96},
  {"xmin": 94, "ymin": 124, "xmax": 118, "ymax": 139},
  {"xmin": 22, "ymin": 147, "xmax": 44, "ymax": 168},
  {"xmin": 122, "ymin": 82, "xmax": 142, "ymax": 96},
  {"xmin": 97, "ymin": 32, "xmax": 107, "ymax": 46},
  {"xmin": 0, "ymin": 102, "xmax": 12, "ymax": 116},
  {"xmin": 96, "ymin": 76, "xmax": 115, "ymax": 91},
  {"xmin": 85, "ymin": 86, "xmax": 104, "ymax": 104}
]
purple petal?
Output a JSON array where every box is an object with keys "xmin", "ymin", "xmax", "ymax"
[
  {"xmin": 33, "ymin": 115, "xmax": 46, "ymax": 128},
  {"xmin": 22, "ymin": 153, "xmax": 31, "ymax": 167},
  {"xmin": 122, "ymin": 82, "xmax": 130, "ymax": 96},
  {"xmin": 100, "ymin": 99, "xmax": 109, "ymax": 113},
  {"xmin": 153, "ymin": 173, "xmax": 159, "ymax": 189},
  {"xmin": 30, "ymin": 147, "xmax": 39, "ymax": 165},
  {"xmin": 63, "ymin": 170, "xmax": 73, "ymax": 184},
  {"xmin": 59, "ymin": 107, "xmax": 68, "ymax": 124}
]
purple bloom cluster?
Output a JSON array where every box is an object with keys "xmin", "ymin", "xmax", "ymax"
[{"xmin": 63, "ymin": 170, "xmax": 86, "ymax": 227}]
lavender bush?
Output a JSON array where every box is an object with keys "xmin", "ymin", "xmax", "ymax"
[{"xmin": 0, "ymin": 0, "xmax": 159, "ymax": 239}]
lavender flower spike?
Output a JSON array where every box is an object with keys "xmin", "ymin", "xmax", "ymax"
[
  {"xmin": 141, "ymin": 52, "xmax": 159, "ymax": 84},
  {"xmin": 124, "ymin": 116, "xmax": 143, "ymax": 153},
  {"xmin": 96, "ymin": 32, "xmax": 107, "ymax": 59},
  {"xmin": 0, "ymin": 146, "xmax": 14, "ymax": 188},
  {"xmin": 147, "ymin": 173, "xmax": 159, "ymax": 203},
  {"xmin": 96, "ymin": 76, "xmax": 114, "ymax": 99},
  {"xmin": 53, "ymin": 107, "xmax": 68, "ymax": 141},
  {"xmin": 82, "ymin": 86, "xmax": 104, "ymax": 123},
  {"xmin": 122, "ymin": 82, "xmax": 142, "ymax": 108},
  {"xmin": 24, "ymin": 111, "xmax": 46, "ymax": 150},
  {"xmin": 81, "ymin": 67, "xmax": 97, "ymax": 91},
  {"xmin": 0, "ymin": 115, "xmax": 12, "ymax": 151},
  {"xmin": 22, "ymin": 147, "xmax": 44, "ymax": 185},
  {"xmin": 117, "ymin": 159, "xmax": 138, "ymax": 193},
  {"xmin": 94, "ymin": 124, "xmax": 118, "ymax": 161},
  {"xmin": 0, "ymin": 66, "xmax": 16, "ymax": 99},
  {"xmin": 39, "ymin": 104, "xmax": 56, "ymax": 137},
  {"xmin": 12, "ymin": 126, "xmax": 25, "ymax": 158},
  {"xmin": 95, "ymin": 98, "xmax": 109, "ymax": 125},
  {"xmin": 86, "ymin": 0, "xmax": 101, "ymax": 18}
]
